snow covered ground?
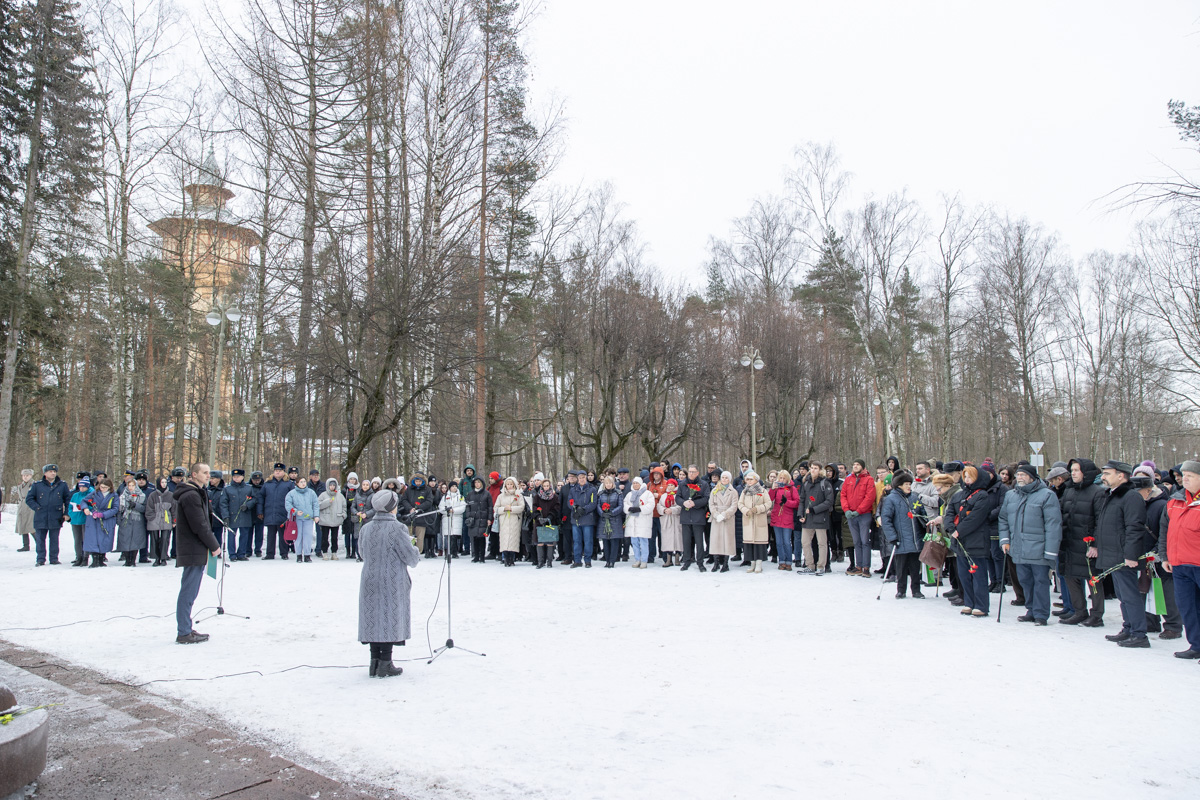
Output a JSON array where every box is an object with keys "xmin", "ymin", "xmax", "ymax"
[{"xmin": 1, "ymin": 513, "xmax": 1198, "ymax": 799}]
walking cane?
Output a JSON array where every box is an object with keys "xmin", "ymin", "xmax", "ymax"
[
  {"xmin": 876, "ymin": 545, "xmax": 898, "ymax": 601},
  {"xmin": 997, "ymin": 548, "xmax": 1009, "ymax": 623}
]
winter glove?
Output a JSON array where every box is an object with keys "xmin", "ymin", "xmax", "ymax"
[
  {"xmin": 846, "ymin": 510, "xmax": 859, "ymax": 518},
  {"xmin": 627, "ymin": 506, "xmax": 641, "ymax": 514}
]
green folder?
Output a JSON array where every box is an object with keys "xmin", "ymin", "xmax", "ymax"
[
  {"xmin": 207, "ymin": 551, "xmax": 218, "ymax": 579},
  {"xmin": 1152, "ymin": 573, "xmax": 1167, "ymax": 616}
]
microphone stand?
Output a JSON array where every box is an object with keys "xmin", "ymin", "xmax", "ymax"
[
  {"xmin": 203, "ymin": 510, "xmax": 250, "ymax": 621},
  {"xmin": 407, "ymin": 506, "xmax": 485, "ymax": 664}
]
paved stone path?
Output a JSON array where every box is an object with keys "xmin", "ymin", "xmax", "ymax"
[{"xmin": 0, "ymin": 639, "xmax": 400, "ymax": 800}]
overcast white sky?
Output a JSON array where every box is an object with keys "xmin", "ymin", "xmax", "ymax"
[{"xmin": 524, "ymin": 0, "xmax": 1200, "ymax": 282}]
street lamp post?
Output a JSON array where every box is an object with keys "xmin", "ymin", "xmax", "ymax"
[
  {"xmin": 206, "ymin": 302, "xmax": 242, "ymax": 467},
  {"xmin": 1053, "ymin": 407, "xmax": 1063, "ymax": 463},
  {"xmin": 740, "ymin": 348, "xmax": 764, "ymax": 467},
  {"xmin": 1105, "ymin": 420, "xmax": 1114, "ymax": 459}
]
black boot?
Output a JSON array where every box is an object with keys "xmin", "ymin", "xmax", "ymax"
[
  {"xmin": 18, "ymin": 534, "xmax": 30, "ymax": 552},
  {"xmin": 88, "ymin": 553, "xmax": 102, "ymax": 568},
  {"xmin": 368, "ymin": 659, "xmax": 379, "ymax": 678},
  {"xmin": 720, "ymin": 556, "xmax": 730, "ymax": 573}
]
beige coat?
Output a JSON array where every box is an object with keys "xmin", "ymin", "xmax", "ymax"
[
  {"xmin": 737, "ymin": 485, "xmax": 772, "ymax": 545},
  {"xmin": 13, "ymin": 479, "xmax": 35, "ymax": 536},
  {"xmin": 493, "ymin": 488, "xmax": 525, "ymax": 553},
  {"xmin": 708, "ymin": 484, "xmax": 739, "ymax": 556},
  {"xmin": 657, "ymin": 494, "xmax": 683, "ymax": 552}
]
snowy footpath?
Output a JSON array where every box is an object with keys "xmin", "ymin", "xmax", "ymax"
[{"xmin": 1, "ymin": 514, "xmax": 1198, "ymax": 799}]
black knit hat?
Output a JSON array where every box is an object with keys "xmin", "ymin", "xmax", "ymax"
[{"xmin": 1016, "ymin": 463, "xmax": 1039, "ymax": 481}]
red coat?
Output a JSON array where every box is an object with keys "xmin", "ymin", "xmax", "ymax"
[
  {"xmin": 769, "ymin": 484, "xmax": 799, "ymax": 529},
  {"xmin": 647, "ymin": 467, "xmax": 668, "ymax": 518},
  {"xmin": 840, "ymin": 472, "xmax": 876, "ymax": 515},
  {"xmin": 1166, "ymin": 490, "xmax": 1200, "ymax": 568},
  {"xmin": 487, "ymin": 479, "xmax": 503, "ymax": 504}
]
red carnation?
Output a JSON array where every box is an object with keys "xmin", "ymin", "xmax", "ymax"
[
  {"xmin": 907, "ymin": 511, "xmax": 914, "ymax": 518},
  {"xmin": 809, "ymin": 496, "xmax": 815, "ymax": 502},
  {"xmin": 1083, "ymin": 536, "xmax": 1094, "ymax": 544},
  {"xmin": 688, "ymin": 483, "xmax": 700, "ymax": 492},
  {"xmin": 601, "ymin": 502, "xmax": 610, "ymax": 511},
  {"xmin": 968, "ymin": 565, "xmax": 978, "ymax": 574},
  {"xmin": 1146, "ymin": 554, "xmax": 1156, "ymax": 563},
  {"xmin": 569, "ymin": 498, "xmax": 575, "ymax": 506}
]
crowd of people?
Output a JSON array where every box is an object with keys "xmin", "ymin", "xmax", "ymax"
[{"xmin": 8, "ymin": 453, "xmax": 1200, "ymax": 667}]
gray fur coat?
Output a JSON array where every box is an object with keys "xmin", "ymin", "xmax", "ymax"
[{"xmin": 358, "ymin": 514, "xmax": 421, "ymax": 643}]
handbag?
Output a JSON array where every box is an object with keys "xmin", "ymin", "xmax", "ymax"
[
  {"xmin": 536, "ymin": 525, "xmax": 559, "ymax": 544},
  {"xmin": 283, "ymin": 511, "xmax": 298, "ymax": 542},
  {"xmin": 919, "ymin": 539, "xmax": 948, "ymax": 570}
]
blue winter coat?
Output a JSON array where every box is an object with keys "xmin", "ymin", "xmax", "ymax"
[
  {"xmin": 597, "ymin": 488, "xmax": 625, "ymax": 540},
  {"xmin": 219, "ymin": 480, "xmax": 259, "ymax": 528},
  {"xmin": 284, "ymin": 486, "xmax": 319, "ymax": 521},
  {"xmin": 260, "ymin": 478, "xmax": 295, "ymax": 525},
  {"xmin": 998, "ymin": 479, "xmax": 1063, "ymax": 568},
  {"xmin": 25, "ymin": 477, "xmax": 72, "ymax": 530},
  {"xmin": 568, "ymin": 482, "xmax": 599, "ymax": 527},
  {"xmin": 82, "ymin": 490, "xmax": 119, "ymax": 553},
  {"xmin": 881, "ymin": 488, "xmax": 927, "ymax": 554},
  {"xmin": 68, "ymin": 488, "xmax": 91, "ymax": 526}
]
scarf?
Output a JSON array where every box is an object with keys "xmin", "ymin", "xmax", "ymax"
[
  {"xmin": 629, "ymin": 485, "xmax": 646, "ymax": 505},
  {"xmin": 537, "ymin": 486, "xmax": 556, "ymax": 502}
]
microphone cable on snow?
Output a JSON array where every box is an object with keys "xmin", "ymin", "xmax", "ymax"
[{"xmin": 5, "ymin": 539, "xmax": 456, "ymax": 684}]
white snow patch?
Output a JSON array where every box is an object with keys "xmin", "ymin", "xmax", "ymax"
[{"xmin": 1, "ymin": 514, "xmax": 1198, "ymax": 798}]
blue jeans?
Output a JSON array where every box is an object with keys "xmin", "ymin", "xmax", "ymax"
[
  {"xmin": 631, "ymin": 537, "xmax": 650, "ymax": 563},
  {"xmin": 848, "ymin": 513, "xmax": 872, "ymax": 570},
  {"xmin": 775, "ymin": 526, "xmax": 794, "ymax": 564},
  {"xmin": 34, "ymin": 528, "xmax": 62, "ymax": 564},
  {"xmin": 572, "ymin": 524, "xmax": 594, "ymax": 564},
  {"xmin": 1173, "ymin": 564, "xmax": 1200, "ymax": 650},
  {"xmin": 235, "ymin": 527, "xmax": 252, "ymax": 558},
  {"xmin": 957, "ymin": 553, "xmax": 990, "ymax": 614},
  {"xmin": 1111, "ymin": 567, "xmax": 1148, "ymax": 638},
  {"xmin": 1014, "ymin": 563, "xmax": 1051, "ymax": 621},
  {"xmin": 295, "ymin": 519, "xmax": 315, "ymax": 556},
  {"xmin": 177, "ymin": 565, "xmax": 204, "ymax": 636}
]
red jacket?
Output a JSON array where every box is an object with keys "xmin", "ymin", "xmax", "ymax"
[
  {"xmin": 840, "ymin": 472, "xmax": 876, "ymax": 515},
  {"xmin": 1166, "ymin": 490, "xmax": 1200, "ymax": 568},
  {"xmin": 769, "ymin": 483, "xmax": 799, "ymax": 529},
  {"xmin": 487, "ymin": 479, "xmax": 503, "ymax": 504}
]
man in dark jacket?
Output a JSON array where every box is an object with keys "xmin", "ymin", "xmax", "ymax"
[
  {"xmin": 1060, "ymin": 458, "xmax": 1105, "ymax": 626},
  {"xmin": 459, "ymin": 464, "xmax": 477, "ymax": 497},
  {"xmin": 219, "ymin": 469, "xmax": 258, "ymax": 561},
  {"xmin": 799, "ymin": 463, "xmax": 834, "ymax": 575},
  {"xmin": 174, "ymin": 463, "xmax": 221, "ymax": 644},
  {"xmin": 400, "ymin": 472, "xmax": 438, "ymax": 557},
  {"xmin": 1097, "ymin": 460, "xmax": 1152, "ymax": 648},
  {"xmin": 206, "ymin": 470, "xmax": 226, "ymax": 553},
  {"xmin": 24, "ymin": 464, "xmax": 72, "ymax": 566},
  {"xmin": 557, "ymin": 471, "xmax": 577, "ymax": 564},
  {"xmin": 261, "ymin": 462, "xmax": 295, "ymax": 560},
  {"xmin": 248, "ymin": 470, "xmax": 265, "ymax": 556},
  {"xmin": 568, "ymin": 472, "xmax": 598, "ymax": 567},
  {"xmin": 677, "ymin": 465, "xmax": 710, "ymax": 572}
]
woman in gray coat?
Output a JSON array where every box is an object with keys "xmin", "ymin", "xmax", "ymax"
[
  {"xmin": 358, "ymin": 490, "xmax": 420, "ymax": 678},
  {"xmin": 116, "ymin": 473, "xmax": 149, "ymax": 566}
]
